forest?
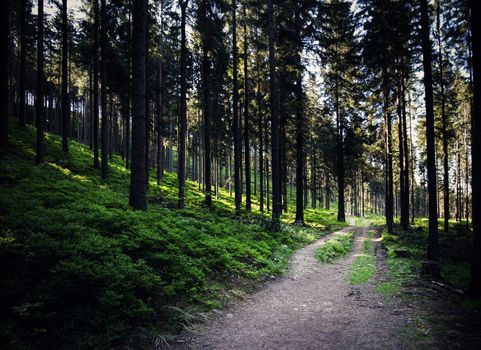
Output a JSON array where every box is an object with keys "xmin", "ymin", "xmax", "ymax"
[{"xmin": 0, "ymin": 0, "xmax": 480, "ymax": 349}]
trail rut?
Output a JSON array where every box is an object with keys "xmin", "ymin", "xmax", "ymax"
[{"xmin": 173, "ymin": 223, "xmax": 411, "ymax": 350}]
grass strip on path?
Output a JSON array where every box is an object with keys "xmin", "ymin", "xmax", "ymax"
[
  {"xmin": 315, "ymin": 232, "xmax": 354, "ymax": 263},
  {"xmin": 350, "ymin": 230, "xmax": 376, "ymax": 285}
]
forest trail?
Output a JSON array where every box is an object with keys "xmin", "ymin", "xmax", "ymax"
[{"xmin": 173, "ymin": 221, "xmax": 410, "ymax": 350}]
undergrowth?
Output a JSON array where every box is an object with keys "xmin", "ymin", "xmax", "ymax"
[{"xmin": 0, "ymin": 121, "xmax": 345, "ymax": 349}]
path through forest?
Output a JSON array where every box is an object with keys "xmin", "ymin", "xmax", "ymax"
[{"xmin": 173, "ymin": 221, "xmax": 415, "ymax": 349}]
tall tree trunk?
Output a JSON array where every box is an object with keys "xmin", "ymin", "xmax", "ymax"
[
  {"xmin": 243, "ymin": 5, "xmax": 251, "ymax": 211},
  {"xmin": 295, "ymin": 73, "xmax": 304, "ymax": 224},
  {"xmin": 35, "ymin": 0, "xmax": 45, "ymax": 164},
  {"xmin": 178, "ymin": 0, "xmax": 188, "ymax": 209},
  {"xmin": 201, "ymin": 15, "xmax": 212, "ymax": 208},
  {"xmin": 100, "ymin": 0, "xmax": 109, "ymax": 179},
  {"xmin": 18, "ymin": 0, "xmax": 26, "ymax": 128},
  {"xmin": 268, "ymin": 0, "xmax": 281, "ymax": 229},
  {"xmin": 402, "ymin": 70, "xmax": 410, "ymax": 228},
  {"xmin": 157, "ymin": 0, "xmax": 164, "ymax": 184},
  {"xmin": 0, "ymin": 0, "xmax": 8, "ymax": 156},
  {"xmin": 62, "ymin": 0, "xmax": 69, "ymax": 153},
  {"xmin": 129, "ymin": 0, "xmax": 148, "ymax": 210},
  {"xmin": 420, "ymin": 0, "xmax": 439, "ymax": 262},
  {"xmin": 397, "ymin": 72, "xmax": 407, "ymax": 229},
  {"xmin": 336, "ymin": 77, "xmax": 345, "ymax": 222},
  {"xmin": 383, "ymin": 76, "xmax": 394, "ymax": 234},
  {"xmin": 436, "ymin": 0, "xmax": 449, "ymax": 233},
  {"xmin": 469, "ymin": 0, "xmax": 481, "ymax": 297},
  {"xmin": 233, "ymin": 0, "xmax": 242, "ymax": 217},
  {"xmin": 93, "ymin": 0, "xmax": 100, "ymax": 168}
]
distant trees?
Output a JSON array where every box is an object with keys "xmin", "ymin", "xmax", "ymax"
[{"xmin": 2, "ymin": 0, "xmax": 476, "ymax": 249}]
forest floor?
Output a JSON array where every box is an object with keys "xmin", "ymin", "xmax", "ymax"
[
  {"xmin": 172, "ymin": 220, "xmax": 481, "ymax": 350},
  {"xmin": 172, "ymin": 221, "xmax": 411, "ymax": 349}
]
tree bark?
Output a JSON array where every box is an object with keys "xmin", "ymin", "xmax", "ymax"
[
  {"xmin": 469, "ymin": 0, "xmax": 481, "ymax": 297},
  {"xmin": 178, "ymin": 0, "xmax": 188, "ymax": 209},
  {"xmin": 18, "ymin": 0, "xmax": 26, "ymax": 127},
  {"xmin": 243, "ymin": 5, "xmax": 251, "ymax": 211},
  {"xmin": 35, "ymin": 0, "xmax": 45, "ymax": 164},
  {"xmin": 100, "ymin": 0, "xmax": 109, "ymax": 178},
  {"xmin": 129, "ymin": 0, "xmax": 148, "ymax": 210},
  {"xmin": 0, "ymin": 0, "xmax": 9, "ymax": 156},
  {"xmin": 93, "ymin": 0, "xmax": 100, "ymax": 168},
  {"xmin": 233, "ymin": 0, "xmax": 242, "ymax": 217},
  {"xmin": 420, "ymin": 0, "xmax": 439, "ymax": 262},
  {"xmin": 268, "ymin": 0, "xmax": 281, "ymax": 229},
  {"xmin": 62, "ymin": 0, "xmax": 70, "ymax": 153}
]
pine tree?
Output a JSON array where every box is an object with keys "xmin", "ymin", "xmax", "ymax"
[
  {"xmin": 35, "ymin": 0, "xmax": 45, "ymax": 164},
  {"xmin": 129, "ymin": 0, "xmax": 148, "ymax": 210}
]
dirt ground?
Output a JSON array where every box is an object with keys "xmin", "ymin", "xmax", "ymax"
[{"xmin": 171, "ymin": 223, "xmax": 421, "ymax": 350}]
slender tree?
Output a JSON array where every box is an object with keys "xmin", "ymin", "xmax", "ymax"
[
  {"xmin": 268, "ymin": 0, "xmax": 281, "ymax": 229},
  {"xmin": 129, "ymin": 0, "xmax": 148, "ymax": 210},
  {"xmin": 243, "ymin": 4, "xmax": 251, "ymax": 211},
  {"xmin": 420, "ymin": 0, "xmax": 439, "ymax": 262},
  {"xmin": 178, "ymin": 0, "xmax": 188, "ymax": 209},
  {"xmin": 0, "ymin": 0, "xmax": 8, "ymax": 157},
  {"xmin": 18, "ymin": 0, "xmax": 27, "ymax": 128},
  {"xmin": 62, "ymin": 0, "xmax": 70, "ymax": 153},
  {"xmin": 35, "ymin": 0, "xmax": 45, "ymax": 164},
  {"xmin": 470, "ymin": 0, "xmax": 481, "ymax": 297},
  {"xmin": 100, "ymin": 0, "xmax": 109, "ymax": 178},
  {"xmin": 233, "ymin": 0, "xmax": 242, "ymax": 217},
  {"xmin": 93, "ymin": 0, "xmax": 100, "ymax": 168}
]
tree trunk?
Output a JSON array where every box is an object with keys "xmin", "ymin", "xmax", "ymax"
[
  {"xmin": 35, "ymin": 0, "xmax": 45, "ymax": 164},
  {"xmin": 336, "ymin": 77, "xmax": 345, "ymax": 222},
  {"xmin": 0, "ymin": 0, "xmax": 8, "ymax": 156},
  {"xmin": 93, "ymin": 0, "xmax": 100, "ymax": 168},
  {"xmin": 233, "ymin": 0, "xmax": 242, "ymax": 217},
  {"xmin": 268, "ymin": 0, "xmax": 281, "ymax": 229},
  {"xmin": 100, "ymin": 0, "xmax": 109, "ymax": 178},
  {"xmin": 178, "ymin": 0, "xmax": 188, "ymax": 209},
  {"xmin": 18, "ymin": 0, "xmax": 26, "ymax": 128},
  {"xmin": 469, "ymin": 0, "xmax": 481, "ymax": 297},
  {"xmin": 61, "ymin": 0, "xmax": 69, "ymax": 153},
  {"xmin": 436, "ymin": 0, "xmax": 449, "ymax": 233},
  {"xmin": 201, "ymin": 16, "xmax": 212, "ymax": 208},
  {"xmin": 129, "ymin": 0, "xmax": 148, "ymax": 210},
  {"xmin": 243, "ymin": 5, "xmax": 251, "ymax": 211},
  {"xmin": 420, "ymin": 0, "xmax": 439, "ymax": 262}
]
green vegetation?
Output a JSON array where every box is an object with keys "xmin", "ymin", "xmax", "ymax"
[
  {"xmin": 350, "ymin": 230, "xmax": 376, "ymax": 285},
  {"xmin": 315, "ymin": 232, "xmax": 354, "ymax": 263},
  {"xmin": 0, "ymin": 123, "xmax": 344, "ymax": 349}
]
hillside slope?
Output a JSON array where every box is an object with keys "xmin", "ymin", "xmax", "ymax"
[{"xmin": 0, "ymin": 121, "xmax": 344, "ymax": 349}]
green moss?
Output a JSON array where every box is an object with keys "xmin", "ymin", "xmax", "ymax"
[{"xmin": 350, "ymin": 254, "xmax": 376, "ymax": 284}]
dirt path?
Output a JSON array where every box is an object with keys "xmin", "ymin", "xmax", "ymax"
[{"xmin": 173, "ymin": 222, "xmax": 411, "ymax": 350}]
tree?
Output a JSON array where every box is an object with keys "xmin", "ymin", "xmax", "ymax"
[
  {"xmin": 100, "ymin": 0, "xmax": 109, "ymax": 178},
  {"xmin": 420, "ymin": 0, "xmax": 439, "ymax": 262},
  {"xmin": 0, "ymin": 0, "xmax": 8, "ymax": 157},
  {"xmin": 233, "ymin": 0, "xmax": 242, "ymax": 217},
  {"xmin": 268, "ymin": 0, "xmax": 281, "ymax": 229},
  {"xmin": 243, "ymin": 4, "xmax": 251, "ymax": 211},
  {"xmin": 93, "ymin": 0, "xmax": 100, "ymax": 168},
  {"xmin": 178, "ymin": 0, "xmax": 188, "ymax": 209},
  {"xmin": 35, "ymin": 0, "xmax": 45, "ymax": 164},
  {"xmin": 470, "ymin": 0, "xmax": 481, "ymax": 297},
  {"xmin": 18, "ymin": 0, "xmax": 27, "ymax": 128},
  {"xmin": 61, "ymin": 0, "xmax": 70, "ymax": 153},
  {"xmin": 129, "ymin": 0, "xmax": 148, "ymax": 210}
]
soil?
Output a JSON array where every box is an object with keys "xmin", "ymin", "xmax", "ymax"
[{"xmin": 172, "ymin": 222, "xmax": 419, "ymax": 349}]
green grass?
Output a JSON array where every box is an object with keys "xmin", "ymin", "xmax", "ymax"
[
  {"xmin": 315, "ymin": 232, "xmax": 354, "ymax": 263},
  {"xmin": 349, "ymin": 230, "xmax": 376, "ymax": 285},
  {"xmin": 0, "ymin": 120, "xmax": 344, "ymax": 349}
]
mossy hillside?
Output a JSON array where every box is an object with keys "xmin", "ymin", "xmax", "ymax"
[{"xmin": 0, "ymin": 121, "xmax": 344, "ymax": 349}]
